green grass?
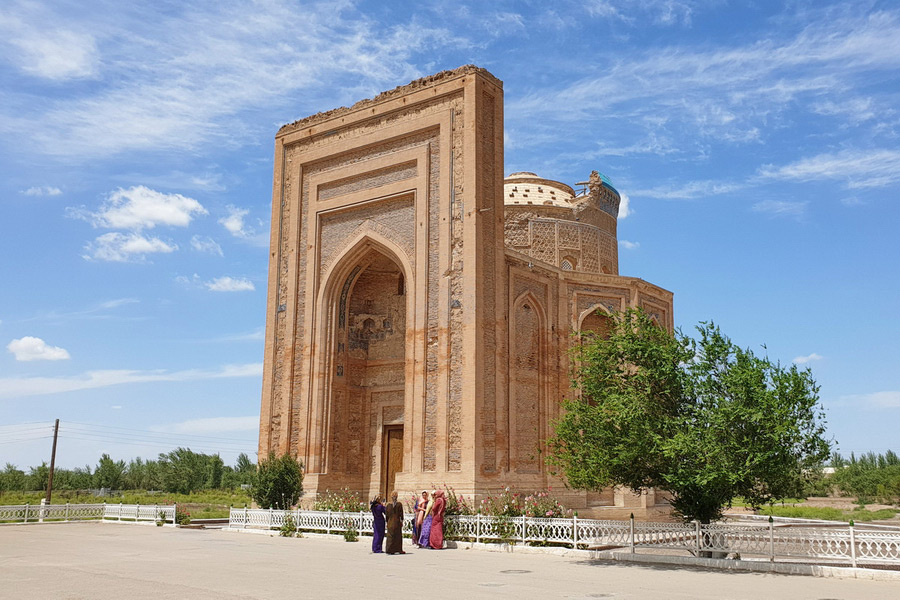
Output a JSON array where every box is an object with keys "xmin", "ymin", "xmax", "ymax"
[
  {"xmin": 758, "ymin": 504, "xmax": 899, "ymax": 522},
  {"xmin": 0, "ymin": 489, "xmax": 252, "ymax": 519}
]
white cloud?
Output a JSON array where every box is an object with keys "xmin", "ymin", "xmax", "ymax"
[
  {"xmin": 619, "ymin": 240, "xmax": 640, "ymax": 250},
  {"xmin": 585, "ymin": 0, "xmax": 695, "ymax": 26},
  {"xmin": 634, "ymin": 180, "xmax": 743, "ymax": 200},
  {"xmin": 837, "ymin": 391, "xmax": 900, "ymax": 409},
  {"xmin": 191, "ymin": 235, "xmax": 223, "ymax": 256},
  {"xmin": 7, "ymin": 336, "xmax": 70, "ymax": 361},
  {"xmin": 152, "ymin": 416, "xmax": 260, "ymax": 435},
  {"xmin": 811, "ymin": 97, "xmax": 877, "ymax": 124},
  {"xmin": 80, "ymin": 186, "xmax": 207, "ymax": 230},
  {"xmin": 508, "ymin": 10, "xmax": 900, "ymax": 145},
  {"xmin": 19, "ymin": 298, "xmax": 139, "ymax": 323},
  {"xmin": 752, "ymin": 200, "xmax": 808, "ymax": 218},
  {"xmin": 100, "ymin": 298, "xmax": 139, "ymax": 310},
  {"xmin": 21, "ymin": 186, "xmax": 62, "ymax": 197},
  {"xmin": 219, "ymin": 205, "xmax": 251, "ymax": 237},
  {"xmin": 0, "ymin": 7, "xmax": 98, "ymax": 80},
  {"xmin": 3, "ymin": 2, "xmax": 464, "ymax": 159},
  {"xmin": 212, "ymin": 328, "xmax": 265, "ymax": 342},
  {"xmin": 205, "ymin": 276, "xmax": 255, "ymax": 292},
  {"xmin": 618, "ymin": 192, "xmax": 632, "ymax": 218},
  {"xmin": 793, "ymin": 353, "xmax": 824, "ymax": 364},
  {"xmin": 83, "ymin": 232, "xmax": 177, "ymax": 262},
  {"xmin": 0, "ymin": 362, "xmax": 263, "ymax": 399},
  {"xmin": 759, "ymin": 149, "xmax": 900, "ymax": 189}
]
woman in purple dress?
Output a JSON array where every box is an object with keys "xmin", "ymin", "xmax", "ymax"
[
  {"xmin": 411, "ymin": 492, "xmax": 424, "ymax": 546},
  {"xmin": 416, "ymin": 490, "xmax": 435, "ymax": 548},
  {"xmin": 370, "ymin": 495, "xmax": 386, "ymax": 553}
]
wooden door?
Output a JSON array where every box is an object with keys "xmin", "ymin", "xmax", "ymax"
[{"xmin": 382, "ymin": 426, "xmax": 403, "ymax": 496}]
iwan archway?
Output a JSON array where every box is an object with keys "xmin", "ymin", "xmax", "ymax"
[{"xmin": 319, "ymin": 240, "xmax": 409, "ymax": 498}]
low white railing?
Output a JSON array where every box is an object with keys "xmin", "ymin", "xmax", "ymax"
[
  {"xmin": 228, "ymin": 507, "xmax": 900, "ymax": 568},
  {"xmin": 0, "ymin": 503, "xmax": 176, "ymax": 525}
]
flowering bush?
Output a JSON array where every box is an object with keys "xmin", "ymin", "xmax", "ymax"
[
  {"xmin": 313, "ymin": 488, "xmax": 366, "ymax": 512},
  {"xmin": 342, "ymin": 518, "xmax": 359, "ymax": 542},
  {"xmin": 443, "ymin": 485, "xmax": 474, "ymax": 516},
  {"xmin": 479, "ymin": 487, "xmax": 524, "ymax": 517},
  {"xmin": 405, "ymin": 485, "xmax": 474, "ymax": 515},
  {"xmin": 479, "ymin": 487, "xmax": 569, "ymax": 518},
  {"xmin": 279, "ymin": 514, "xmax": 298, "ymax": 537},
  {"xmin": 174, "ymin": 505, "xmax": 191, "ymax": 525},
  {"xmin": 521, "ymin": 490, "xmax": 568, "ymax": 518}
]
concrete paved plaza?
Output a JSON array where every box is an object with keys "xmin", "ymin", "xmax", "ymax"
[{"xmin": 0, "ymin": 523, "xmax": 895, "ymax": 599}]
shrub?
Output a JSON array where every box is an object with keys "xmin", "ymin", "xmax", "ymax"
[
  {"xmin": 313, "ymin": 488, "xmax": 365, "ymax": 512},
  {"xmin": 443, "ymin": 484, "xmax": 474, "ymax": 516},
  {"xmin": 252, "ymin": 452, "xmax": 304, "ymax": 510},
  {"xmin": 479, "ymin": 487, "xmax": 524, "ymax": 517},
  {"xmin": 343, "ymin": 519, "xmax": 358, "ymax": 542},
  {"xmin": 174, "ymin": 505, "xmax": 191, "ymax": 525},
  {"xmin": 279, "ymin": 514, "xmax": 298, "ymax": 537},
  {"xmin": 521, "ymin": 490, "xmax": 569, "ymax": 518}
]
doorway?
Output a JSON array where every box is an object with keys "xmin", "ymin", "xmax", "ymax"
[{"xmin": 382, "ymin": 425, "xmax": 403, "ymax": 496}]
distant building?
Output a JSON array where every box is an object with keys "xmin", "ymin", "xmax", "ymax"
[{"xmin": 259, "ymin": 66, "xmax": 673, "ymax": 516}]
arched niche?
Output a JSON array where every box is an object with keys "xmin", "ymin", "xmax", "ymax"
[
  {"xmin": 312, "ymin": 233, "xmax": 413, "ymax": 496},
  {"xmin": 510, "ymin": 291, "xmax": 546, "ymax": 474}
]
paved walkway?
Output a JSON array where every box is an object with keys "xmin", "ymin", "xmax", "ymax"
[{"xmin": 0, "ymin": 523, "xmax": 895, "ymax": 599}]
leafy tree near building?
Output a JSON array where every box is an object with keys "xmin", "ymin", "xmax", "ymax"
[
  {"xmin": 95, "ymin": 454, "xmax": 126, "ymax": 489},
  {"xmin": 548, "ymin": 309, "xmax": 831, "ymax": 524},
  {"xmin": 157, "ymin": 447, "xmax": 211, "ymax": 494},
  {"xmin": 251, "ymin": 452, "xmax": 304, "ymax": 509}
]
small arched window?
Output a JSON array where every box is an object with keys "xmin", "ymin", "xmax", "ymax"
[{"xmin": 560, "ymin": 256, "xmax": 576, "ymax": 271}]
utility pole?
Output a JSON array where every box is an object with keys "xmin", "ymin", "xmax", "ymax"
[{"xmin": 45, "ymin": 419, "xmax": 59, "ymax": 504}]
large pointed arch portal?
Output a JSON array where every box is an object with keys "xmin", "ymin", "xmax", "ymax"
[{"xmin": 315, "ymin": 237, "xmax": 411, "ymax": 497}]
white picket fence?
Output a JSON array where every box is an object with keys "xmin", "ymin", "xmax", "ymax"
[
  {"xmin": 0, "ymin": 503, "xmax": 176, "ymax": 525},
  {"xmin": 228, "ymin": 507, "xmax": 900, "ymax": 568}
]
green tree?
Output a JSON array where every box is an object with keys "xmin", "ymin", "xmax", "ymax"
[
  {"xmin": 53, "ymin": 466, "xmax": 93, "ymax": 490},
  {"xmin": 95, "ymin": 454, "xmax": 126, "ymax": 489},
  {"xmin": 222, "ymin": 452, "xmax": 256, "ymax": 489},
  {"xmin": 0, "ymin": 463, "xmax": 27, "ymax": 492},
  {"xmin": 206, "ymin": 454, "xmax": 224, "ymax": 489},
  {"xmin": 251, "ymin": 452, "xmax": 303, "ymax": 509},
  {"xmin": 158, "ymin": 448, "xmax": 209, "ymax": 494},
  {"xmin": 28, "ymin": 462, "xmax": 50, "ymax": 492},
  {"xmin": 548, "ymin": 309, "xmax": 831, "ymax": 524}
]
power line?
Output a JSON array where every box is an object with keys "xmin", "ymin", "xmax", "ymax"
[
  {"xmin": 59, "ymin": 425, "xmax": 254, "ymax": 449},
  {"xmin": 0, "ymin": 435, "xmax": 54, "ymax": 446},
  {"xmin": 57, "ymin": 434, "xmax": 255, "ymax": 456},
  {"xmin": 64, "ymin": 420, "xmax": 258, "ymax": 444},
  {"xmin": 0, "ymin": 421, "xmax": 55, "ymax": 428}
]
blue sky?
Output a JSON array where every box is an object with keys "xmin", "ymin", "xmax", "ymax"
[{"xmin": 1, "ymin": 0, "xmax": 898, "ymax": 470}]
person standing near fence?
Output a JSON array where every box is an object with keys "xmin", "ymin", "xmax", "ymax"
[
  {"xmin": 370, "ymin": 495, "xmax": 386, "ymax": 553},
  {"xmin": 416, "ymin": 490, "xmax": 435, "ymax": 548},
  {"xmin": 411, "ymin": 492, "xmax": 422, "ymax": 546},
  {"xmin": 429, "ymin": 489, "xmax": 446, "ymax": 550},
  {"xmin": 413, "ymin": 490, "xmax": 428, "ymax": 547},
  {"xmin": 384, "ymin": 491, "xmax": 405, "ymax": 555}
]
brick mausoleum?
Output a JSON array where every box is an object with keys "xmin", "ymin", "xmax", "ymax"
[{"xmin": 258, "ymin": 65, "xmax": 673, "ymax": 518}]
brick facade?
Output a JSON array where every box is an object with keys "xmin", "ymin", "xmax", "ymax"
[{"xmin": 259, "ymin": 66, "xmax": 674, "ymax": 516}]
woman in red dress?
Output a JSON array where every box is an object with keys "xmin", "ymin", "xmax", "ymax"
[{"xmin": 428, "ymin": 489, "xmax": 446, "ymax": 549}]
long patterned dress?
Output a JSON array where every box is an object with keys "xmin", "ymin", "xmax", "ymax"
[
  {"xmin": 417, "ymin": 497, "xmax": 434, "ymax": 548},
  {"xmin": 385, "ymin": 500, "xmax": 404, "ymax": 554},
  {"xmin": 429, "ymin": 490, "xmax": 446, "ymax": 550},
  {"xmin": 411, "ymin": 497, "xmax": 421, "ymax": 544},
  {"xmin": 371, "ymin": 502, "xmax": 385, "ymax": 553}
]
